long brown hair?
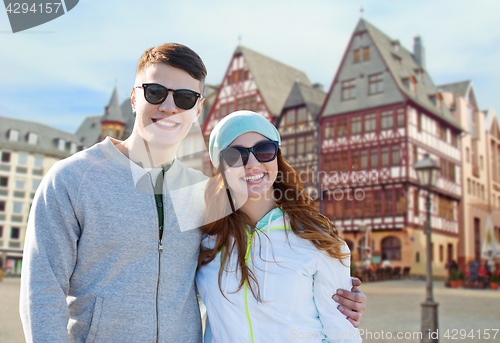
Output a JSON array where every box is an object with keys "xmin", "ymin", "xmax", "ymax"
[{"xmin": 198, "ymin": 149, "xmax": 349, "ymax": 301}]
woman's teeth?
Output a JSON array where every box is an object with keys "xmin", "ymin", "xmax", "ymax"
[
  {"xmin": 154, "ymin": 119, "xmax": 178, "ymax": 127},
  {"xmin": 243, "ymin": 173, "xmax": 265, "ymax": 181}
]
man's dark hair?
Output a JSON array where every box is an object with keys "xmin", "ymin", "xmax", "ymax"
[{"xmin": 136, "ymin": 43, "xmax": 207, "ymax": 91}]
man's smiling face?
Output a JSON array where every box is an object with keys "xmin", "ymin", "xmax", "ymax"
[{"xmin": 131, "ymin": 63, "xmax": 203, "ymax": 147}]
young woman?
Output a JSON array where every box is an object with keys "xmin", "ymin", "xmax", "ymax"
[{"xmin": 196, "ymin": 111, "xmax": 362, "ymax": 342}]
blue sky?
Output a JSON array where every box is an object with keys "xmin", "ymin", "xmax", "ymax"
[{"xmin": 1, "ymin": 0, "xmax": 499, "ymax": 132}]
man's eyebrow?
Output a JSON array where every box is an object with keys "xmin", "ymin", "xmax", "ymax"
[{"xmin": 229, "ymin": 139, "xmax": 269, "ymax": 148}]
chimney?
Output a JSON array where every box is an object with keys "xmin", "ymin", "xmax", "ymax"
[
  {"xmin": 413, "ymin": 36, "xmax": 425, "ymax": 69},
  {"xmin": 312, "ymin": 82, "xmax": 324, "ymax": 92}
]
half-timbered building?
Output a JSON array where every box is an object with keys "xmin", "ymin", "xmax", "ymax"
[
  {"xmin": 277, "ymin": 82, "xmax": 326, "ymax": 200},
  {"xmin": 201, "ymin": 45, "xmax": 311, "ymax": 175},
  {"xmin": 319, "ymin": 19, "xmax": 463, "ymax": 277}
]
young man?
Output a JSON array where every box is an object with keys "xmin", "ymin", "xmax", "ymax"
[{"xmin": 20, "ymin": 44, "xmax": 366, "ymax": 342}]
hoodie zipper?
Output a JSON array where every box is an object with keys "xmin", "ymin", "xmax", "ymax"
[
  {"xmin": 243, "ymin": 212, "xmax": 286, "ymax": 343},
  {"xmin": 150, "ymin": 171, "xmax": 165, "ymax": 343}
]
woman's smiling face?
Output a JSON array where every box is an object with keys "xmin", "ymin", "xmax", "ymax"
[{"xmin": 222, "ymin": 132, "xmax": 278, "ymax": 203}]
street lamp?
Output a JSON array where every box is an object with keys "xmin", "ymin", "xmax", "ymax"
[{"xmin": 414, "ymin": 153, "xmax": 441, "ymax": 343}]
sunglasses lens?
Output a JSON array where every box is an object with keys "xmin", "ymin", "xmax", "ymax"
[
  {"xmin": 223, "ymin": 148, "xmax": 248, "ymax": 167},
  {"xmin": 173, "ymin": 90, "xmax": 198, "ymax": 110},
  {"xmin": 254, "ymin": 142, "xmax": 277, "ymax": 162},
  {"xmin": 144, "ymin": 84, "xmax": 167, "ymax": 104}
]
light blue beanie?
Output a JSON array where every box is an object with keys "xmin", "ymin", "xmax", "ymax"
[{"xmin": 209, "ymin": 110, "xmax": 281, "ymax": 166}]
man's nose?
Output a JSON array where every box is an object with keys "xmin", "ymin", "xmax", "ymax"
[{"xmin": 158, "ymin": 92, "xmax": 178, "ymax": 113}]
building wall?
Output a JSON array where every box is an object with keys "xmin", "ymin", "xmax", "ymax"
[{"xmin": 0, "ymin": 149, "xmax": 61, "ymax": 275}]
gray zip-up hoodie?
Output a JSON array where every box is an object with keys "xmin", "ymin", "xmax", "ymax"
[{"xmin": 20, "ymin": 137, "xmax": 208, "ymax": 343}]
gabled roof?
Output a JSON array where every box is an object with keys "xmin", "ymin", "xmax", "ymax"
[
  {"xmin": 357, "ymin": 19, "xmax": 461, "ymax": 130},
  {"xmin": 102, "ymin": 86, "xmax": 126, "ymax": 124},
  {"xmin": 438, "ymin": 80, "xmax": 472, "ymax": 98},
  {"xmin": 237, "ymin": 46, "xmax": 311, "ymax": 117},
  {"xmin": 485, "ymin": 108, "xmax": 499, "ymax": 134},
  {"xmin": 283, "ymin": 82, "xmax": 326, "ymax": 118},
  {"xmin": 0, "ymin": 115, "xmax": 77, "ymax": 158}
]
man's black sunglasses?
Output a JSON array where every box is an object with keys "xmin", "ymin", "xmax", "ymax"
[
  {"xmin": 220, "ymin": 141, "xmax": 279, "ymax": 167},
  {"xmin": 135, "ymin": 83, "xmax": 203, "ymax": 110}
]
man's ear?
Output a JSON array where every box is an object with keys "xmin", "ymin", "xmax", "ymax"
[
  {"xmin": 194, "ymin": 98, "xmax": 204, "ymax": 123},
  {"xmin": 130, "ymin": 88, "xmax": 137, "ymax": 113}
]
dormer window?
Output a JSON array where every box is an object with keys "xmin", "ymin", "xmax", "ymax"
[
  {"xmin": 69, "ymin": 142, "xmax": 77, "ymax": 154},
  {"xmin": 27, "ymin": 132, "xmax": 38, "ymax": 144},
  {"xmin": 429, "ymin": 93, "xmax": 443, "ymax": 110},
  {"xmin": 415, "ymin": 68, "xmax": 424, "ymax": 80},
  {"xmin": 8, "ymin": 129, "xmax": 19, "ymax": 141},
  {"xmin": 403, "ymin": 77, "xmax": 417, "ymax": 94},
  {"xmin": 57, "ymin": 138, "xmax": 65, "ymax": 151},
  {"xmin": 392, "ymin": 54, "xmax": 402, "ymax": 65},
  {"xmin": 392, "ymin": 40, "xmax": 400, "ymax": 53}
]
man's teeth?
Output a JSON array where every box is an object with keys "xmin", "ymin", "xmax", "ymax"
[
  {"xmin": 155, "ymin": 120, "xmax": 178, "ymax": 127},
  {"xmin": 243, "ymin": 173, "xmax": 265, "ymax": 181}
]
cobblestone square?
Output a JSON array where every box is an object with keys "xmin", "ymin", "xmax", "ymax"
[{"xmin": 1, "ymin": 278, "xmax": 499, "ymax": 342}]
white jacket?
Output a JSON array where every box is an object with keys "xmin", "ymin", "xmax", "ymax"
[{"xmin": 196, "ymin": 209, "xmax": 362, "ymax": 343}]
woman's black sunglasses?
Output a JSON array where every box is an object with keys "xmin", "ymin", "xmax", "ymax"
[
  {"xmin": 220, "ymin": 141, "xmax": 279, "ymax": 167},
  {"xmin": 135, "ymin": 83, "xmax": 203, "ymax": 110}
]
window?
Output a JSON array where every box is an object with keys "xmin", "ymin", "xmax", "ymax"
[
  {"xmin": 392, "ymin": 146, "xmax": 400, "ymax": 165},
  {"xmin": 324, "ymin": 121, "xmax": 334, "ymax": 139},
  {"xmin": 438, "ymin": 124, "xmax": 447, "ymax": 142},
  {"xmin": 0, "ymin": 176, "xmax": 7, "ymax": 187},
  {"xmin": 439, "ymin": 245, "xmax": 444, "ymax": 262},
  {"xmin": 0, "ymin": 226, "xmax": 2, "ymax": 238},
  {"xmin": 296, "ymin": 108, "xmax": 307, "ymax": 124},
  {"xmin": 413, "ymin": 145, "xmax": 418, "ymax": 164},
  {"xmin": 466, "ymin": 147, "xmax": 470, "ymax": 163},
  {"xmin": 250, "ymin": 96, "xmax": 257, "ymax": 112},
  {"xmin": 364, "ymin": 192, "xmax": 373, "ymax": 217},
  {"xmin": 374, "ymin": 191, "xmax": 382, "ymax": 215},
  {"xmin": 384, "ymin": 190, "xmax": 393, "ymax": 216},
  {"xmin": 395, "ymin": 189, "xmax": 406, "ymax": 215},
  {"xmin": 368, "ymin": 73, "xmax": 384, "ymax": 95},
  {"xmin": 448, "ymin": 161, "xmax": 456, "ymax": 183},
  {"xmin": 69, "ymin": 143, "xmax": 77, "ymax": 154},
  {"xmin": 363, "ymin": 47, "xmax": 370, "ymax": 61},
  {"xmin": 438, "ymin": 195, "xmax": 454, "ymax": 221},
  {"xmin": 244, "ymin": 97, "xmax": 249, "ymax": 110},
  {"xmin": 337, "ymin": 118, "xmax": 347, "ymax": 137},
  {"xmin": 288, "ymin": 139, "xmax": 296, "ymax": 155},
  {"xmin": 417, "ymin": 113, "xmax": 422, "ymax": 132},
  {"xmin": 11, "ymin": 227, "xmax": 20, "ymax": 240},
  {"xmin": 353, "ymin": 49, "xmax": 360, "ymax": 63},
  {"xmin": 382, "ymin": 237, "xmax": 401, "ymax": 261},
  {"xmin": 285, "ymin": 110, "xmax": 296, "ymax": 126},
  {"xmin": 28, "ymin": 132, "xmax": 38, "ymax": 144},
  {"xmin": 1, "ymin": 152, "xmax": 11, "ymax": 163},
  {"xmin": 237, "ymin": 99, "xmax": 243, "ymax": 111},
  {"xmin": 340, "ymin": 152, "xmax": 348, "ymax": 171},
  {"xmin": 58, "ymin": 139, "xmax": 65, "ymax": 151},
  {"xmin": 297, "ymin": 137, "xmax": 305, "ymax": 154},
  {"xmin": 9, "ymin": 129, "xmax": 19, "ymax": 141},
  {"xmin": 228, "ymin": 103, "xmax": 234, "ymax": 114},
  {"xmin": 352, "ymin": 150, "xmax": 360, "ymax": 170},
  {"xmin": 416, "ymin": 252, "xmax": 420, "ymax": 263},
  {"xmin": 397, "ymin": 108, "xmax": 405, "ymax": 127},
  {"xmin": 370, "ymin": 148, "xmax": 378, "ymax": 168},
  {"xmin": 351, "ymin": 116, "xmax": 362, "ymax": 134},
  {"xmin": 15, "ymin": 180, "xmax": 25, "ymax": 190},
  {"xmin": 360, "ymin": 150, "xmax": 368, "ymax": 169},
  {"xmin": 220, "ymin": 104, "xmax": 226, "ymax": 117},
  {"xmin": 18, "ymin": 152, "xmax": 28, "ymax": 166},
  {"xmin": 13, "ymin": 202, "xmax": 23, "ymax": 214},
  {"xmin": 381, "ymin": 147, "xmax": 389, "ymax": 166},
  {"xmin": 32, "ymin": 179, "xmax": 41, "ymax": 192},
  {"xmin": 0, "ymin": 201, "xmax": 5, "ymax": 212},
  {"xmin": 480, "ymin": 156, "xmax": 484, "ymax": 170},
  {"xmin": 341, "ymin": 79, "xmax": 356, "ymax": 101},
  {"xmin": 451, "ymin": 133, "xmax": 458, "ymax": 147},
  {"xmin": 108, "ymin": 129, "xmax": 113, "ymax": 137},
  {"xmin": 305, "ymin": 135, "xmax": 315, "ymax": 153},
  {"xmin": 381, "ymin": 111, "xmax": 393, "ymax": 129},
  {"xmin": 364, "ymin": 113, "xmax": 376, "ymax": 132}
]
